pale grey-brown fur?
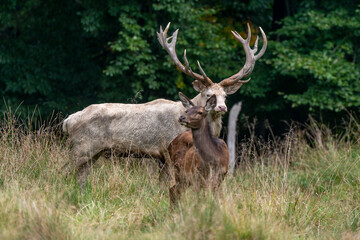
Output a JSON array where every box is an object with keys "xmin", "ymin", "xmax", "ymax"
[
  {"xmin": 63, "ymin": 22, "xmax": 267, "ymax": 187},
  {"xmin": 63, "ymin": 92, "xmax": 224, "ymax": 187}
]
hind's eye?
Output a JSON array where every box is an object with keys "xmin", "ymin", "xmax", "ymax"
[
  {"xmin": 198, "ymin": 111, "xmax": 203, "ymax": 115},
  {"xmin": 206, "ymin": 94, "xmax": 211, "ymax": 98}
]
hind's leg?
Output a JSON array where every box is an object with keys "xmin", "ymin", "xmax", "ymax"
[
  {"xmin": 169, "ymin": 183, "xmax": 182, "ymax": 207},
  {"xmin": 159, "ymin": 151, "xmax": 175, "ymax": 187}
]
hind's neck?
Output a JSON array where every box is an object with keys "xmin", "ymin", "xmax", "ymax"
[{"xmin": 191, "ymin": 118, "xmax": 220, "ymax": 166}]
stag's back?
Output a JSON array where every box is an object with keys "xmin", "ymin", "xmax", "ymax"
[{"xmin": 63, "ymin": 99, "xmax": 188, "ymax": 157}]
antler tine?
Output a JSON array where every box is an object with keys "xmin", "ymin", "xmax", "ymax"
[
  {"xmin": 239, "ymin": 77, "xmax": 251, "ymax": 83},
  {"xmin": 184, "ymin": 49, "xmax": 211, "ymax": 84},
  {"xmin": 183, "ymin": 49, "xmax": 190, "ymax": 71},
  {"xmin": 219, "ymin": 23, "xmax": 267, "ymax": 87},
  {"xmin": 255, "ymin": 27, "xmax": 267, "ymax": 61},
  {"xmin": 231, "ymin": 31, "xmax": 244, "ymax": 43},
  {"xmin": 231, "ymin": 23, "xmax": 251, "ymax": 44},
  {"xmin": 157, "ymin": 22, "xmax": 170, "ymax": 47},
  {"xmin": 183, "ymin": 49, "xmax": 198, "ymax": 79},
  {"xmin": 246, "ymin": 23, "xmax": 251, "ymax": 43},
  {"xmin": 253, "ymin": 36, "xmax": 259, "ymax": 54},
  {"xmin": 164, "ymin": 22, "xmax": 171, "ymax": 36},
  {"xmin": 157, "ymin": 22, "xmax": 213, "ymax": 86},
  {"xmin": 197, "ymin": 61, "xmax": 208, "ymax": 80}
]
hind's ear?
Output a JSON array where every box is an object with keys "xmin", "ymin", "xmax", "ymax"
[
  {"xmin": 205, "ymin": 94, "xmax": 216, "ymax": 112},
  {"xmin": 179, "ymin": 92, "xmax": 195, "ymax": 109}
]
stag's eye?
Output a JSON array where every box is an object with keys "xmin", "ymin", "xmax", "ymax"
[
  {"xmin": 206, "ymin": 94, "xmax": 211, "ymax": 98},
  {"xmin": 198, "ymin": 111, "xmax": 203, "ymax": 115}
]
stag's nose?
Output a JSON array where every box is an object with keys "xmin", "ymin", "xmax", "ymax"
[
  {"xmin": 218, "ymin": 106, "xmax": 227, "ymax": 113},
  {"xmin": 179, "ymin": 115, "xmax": 186, "ymax": 122}
]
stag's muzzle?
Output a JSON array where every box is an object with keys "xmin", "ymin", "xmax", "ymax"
[{"xmin": 214, "ymin": 105, "xmax": 227, "ymax": 114}]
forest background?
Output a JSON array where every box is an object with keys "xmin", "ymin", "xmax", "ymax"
[
  {"xmin": 1, "ymin": 0, "xmax": 359, "ymax": 134},
  {"xmin": 1, "ymin": 1, "xmax": 360, "ymax": 239}
]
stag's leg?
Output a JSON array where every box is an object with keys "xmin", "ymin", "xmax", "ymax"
[
  {"xmin": 158, "ymin": 156, "xmax": 167, "ymax": 182},
  {"xmin": 63, "ymin": 143, "xmax": 103, "ymax": 189},
  {"xmin": 76, "ymin": 159, "xmax": 92, "ymax": 188},
  {"xmin": 76, "ymin": 151, "xmax": 104, "ymax": 188},
  {"xmin": 62, "ymin": 154, "xmax": 89, "ymax": 178}
]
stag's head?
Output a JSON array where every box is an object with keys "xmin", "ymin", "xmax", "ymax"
[
  {"xmin": 178, "ymin": 92, "xmax": 216, "ymax": 129},
  {"xmin": 157, "ymin": 22, "xmax": 267, "ymax": 115}
]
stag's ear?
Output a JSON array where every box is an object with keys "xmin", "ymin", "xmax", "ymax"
[
  {"xmin": 205, "ymin": 94, "xmax": 217, "ymax": 112},
  {"xmin": 221, "ymin": 82, "xmax": 243, "ymax": 95},
  {"xmin": 192, "ymin": 80, "xmax": 207, "ymax": 92},
  {"xmin": 179, "ymin": 92, "xmax": 195, "ymax": 109}
]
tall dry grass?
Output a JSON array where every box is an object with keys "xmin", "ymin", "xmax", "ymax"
[{"xmin": 0, "ymin": 109, "xmax": 359, "ymax": 239}]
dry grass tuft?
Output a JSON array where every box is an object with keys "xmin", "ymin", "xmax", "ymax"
[{"xmin": 0, "ymin": 110, "xmax": 359, "ymax": 239}]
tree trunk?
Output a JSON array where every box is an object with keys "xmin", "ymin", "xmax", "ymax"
[{"xmin": 227, "ymin": 102, "xmax": 242, "ymax": 176}]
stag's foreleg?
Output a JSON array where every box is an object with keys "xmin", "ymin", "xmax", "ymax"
[
  {"xmin": 75, "ymin": 158, "xmax": 93, "ymax": 188},
  {"xmin": 63, "ymin": 146, "xmax": 103, "ymax": 189},
  {"xmin": 75, "ymin": 153, "xmax": 103, "ymax": 188}
]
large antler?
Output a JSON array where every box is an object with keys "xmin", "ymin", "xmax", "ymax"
[
  {"xmin": 157, "ymin": 22, "xmax": 213, "ymax": 87},
  {"xmin": 219, "ymin": 23, "xmax": 267, "ymax": 87}
]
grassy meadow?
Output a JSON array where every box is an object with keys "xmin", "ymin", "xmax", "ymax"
[{"xmin": 0, "ymin": 112, "xmax": 359, "ymax": 240}]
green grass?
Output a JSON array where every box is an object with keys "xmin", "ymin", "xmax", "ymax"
[{"xmin": 0, "ymin": 114, "xmax": 359, "ymax": 239}]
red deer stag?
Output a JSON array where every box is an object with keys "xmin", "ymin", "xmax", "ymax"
[
  {"xmin": 62, "ymin": 22, "xmax": 267, "ymax": 187},
  {"xmin": 168, "ymin": 92, "xmax": 229, "ymax": 204}
]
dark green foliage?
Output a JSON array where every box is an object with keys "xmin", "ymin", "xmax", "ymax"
[
  {"xmin": 271, "ymin": 1, "xmax": 360, "ymax": 111},
  {"xmin": 0, "ymin": 1, "xmax": 107, "ymax": 114},
  {"xmin": 0, "ymin": 0, "xmax": 359, "ymax": 129}
]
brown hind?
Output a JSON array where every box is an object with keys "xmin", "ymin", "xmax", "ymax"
[{"xmin": 167, "ymin": 92, "xmax": 229, "ymax": 205}]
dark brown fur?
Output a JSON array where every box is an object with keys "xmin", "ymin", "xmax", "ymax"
[
  {"xmin": 63, "ymin": 22, "xmax": 267, "ymax": 188},
  {"xmin": 167, "ymin": 93, "xmax": 229, "ymax": 204}
]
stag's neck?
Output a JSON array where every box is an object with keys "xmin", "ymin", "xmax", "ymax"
[
  {"xmin": 192, "ymin": 119, "xmax": 220, "ymax": 166},
  {"xmin": 209, "ymin": 112, "xmax": 222, "ymax": 137},
  {"xmin": 191, "ymin": 94, "xmax": 223, "ymax": 137},
  {"xmin": 191, "ymin": 93, "xmax": 203, "ymax": 106}
]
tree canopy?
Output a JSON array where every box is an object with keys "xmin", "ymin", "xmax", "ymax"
[{"xmin": 1, "ymin": 0, "xmax": 359, "ymax": 131}]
